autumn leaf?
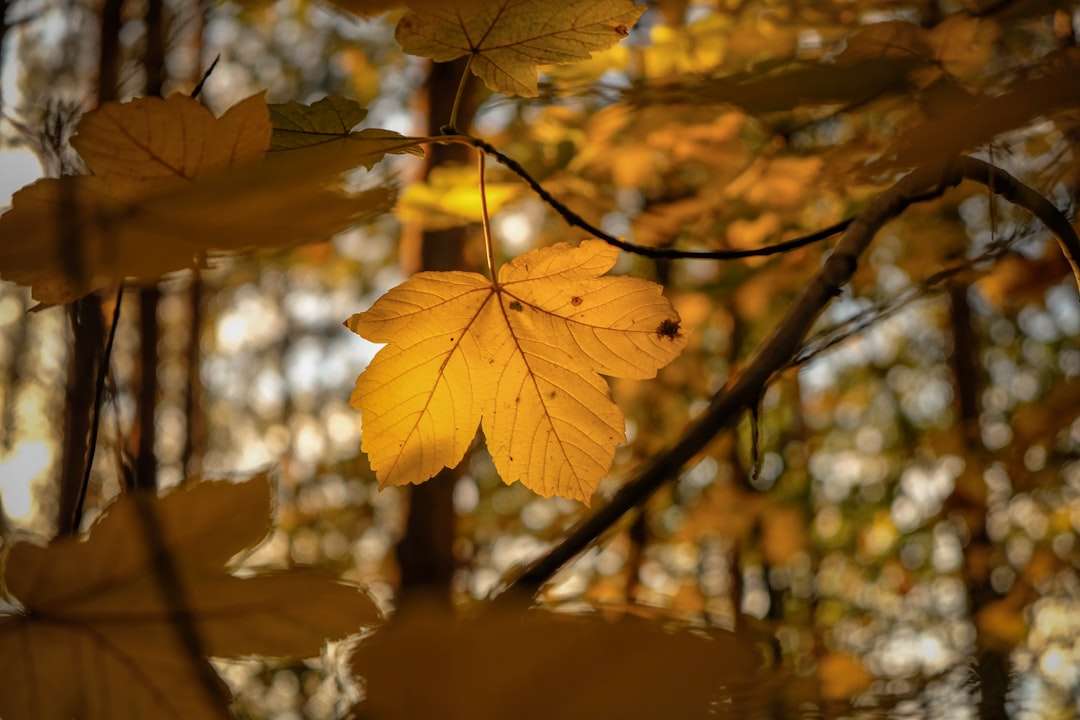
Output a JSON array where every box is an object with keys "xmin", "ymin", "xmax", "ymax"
[
  {"xmin": 345, "ymin": 240, "xmax": 686, "ymax": 503},
  {"xmin": 395, "ymin": 0, "xmax": 645, "ymax": 97},
  {"xmin": 71, "ymin": 92, "xmax": 270, "ymax": 200},
  {"xmin": 0, "ymin": 476, "xmax": 381, "ymax": 720},
  {"xmin": 268, "ymin": 94, "xmax": 424, "ymax": 171},
  {"xmin": 352, "ymin": 598, "xmax": 761, "ymax": 720},
  {"xmin": 0, "ymin": 93, "xmax": 395, "ymax": 305}
]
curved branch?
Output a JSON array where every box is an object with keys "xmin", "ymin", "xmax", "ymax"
[
  {"xmin": 490, "ymin": 155, "xmax": 1079, "ymax": 605},
  {"xmin": 436, "ymin": 132, "xmax": 848, "ymax": 260}
]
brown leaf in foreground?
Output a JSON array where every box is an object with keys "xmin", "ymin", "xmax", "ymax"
[
  {"xmin": 352, "ymin": 599, "xmax": 763, "ymax": 720},
  {"xmin": 0, "ymin": 476, "xmax": 381, "ymax": 720}
]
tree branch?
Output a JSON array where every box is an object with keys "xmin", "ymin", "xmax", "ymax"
[
  {"xmin": 490, "ymin": 155, "xmax": 1079, "ymax": 605},
  {"xmin": 437, "ymin": 132, "xmax": 850, "ymax": 260}
]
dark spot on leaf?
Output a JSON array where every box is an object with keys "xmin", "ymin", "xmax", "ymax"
[
  {"xmin": 548, "ymin": 391, "xmax": 556, "ymax": 399},
  {"xmin": 615, "ymin": 24, "xmax": 629, "ymax": 35},
  {"xmin": 450, "ymin": 337, "xmax": 455, "ymax": 342},
  {"xmin": 509, "ymin": 300, "xmax": 524, "ymax": 312},
  {"xmin": 514, "ymin": 396, "xmax": 521, "ymax": 404},
  {"xmin": 656, "ymin": 318, "xmax": 682, "ymax": 340},
  {"xmin": 571, "ymin": 296, "xmax": 583, "ymax": 306}
]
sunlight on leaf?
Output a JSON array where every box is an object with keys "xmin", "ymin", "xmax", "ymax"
[
  {"xmin": 0, "ymin": 476, "xmax": 381, "ymax": 720},
  {"xmin": 345, "ymin": 240, "xmax": 686, "ymax": 503},
  {"xmin": 395, "ymin": 0, "xmax": 645, "ymax": 97}
]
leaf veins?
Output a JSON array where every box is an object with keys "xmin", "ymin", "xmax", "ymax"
[{"xmin": 345, "ymin": 240, "xmax": 687, "ymax": 503}]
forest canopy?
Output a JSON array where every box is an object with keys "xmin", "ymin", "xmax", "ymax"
[{"xmin": 0, "ymin": 1, "xmax": 1079, "ymax": 718}]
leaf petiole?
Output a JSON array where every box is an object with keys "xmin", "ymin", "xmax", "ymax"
[
  {"xmin": 447, "ymin": 56, "xmax": 473, "ymax": 132},
  {"xmin": 478, "ymin": 148, "xmax": 498, "ymax": 287}
]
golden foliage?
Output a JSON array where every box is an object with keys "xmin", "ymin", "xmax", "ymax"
[{"xmin": 346, "ymin": 240, "xmax": 686, "ymax": 502}]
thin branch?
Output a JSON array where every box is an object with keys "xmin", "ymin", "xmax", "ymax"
[
  {"xmin": 490, "ymin": 155, "xmax": 1079, "ymax": 604},
  {"xmin": 435, "ymin": 131, "xmax": 952, "ymax": 263},
  {"xmin": 71, "ymin": 287, "xmax": 124, "ymax": 533},
  {"xmin": 190, "ymin": 55, "xmax": 219, "ymax": 100},
  {"xmin": 789, "ymin": 238, "xmax": 1014, "ymax": 368}
]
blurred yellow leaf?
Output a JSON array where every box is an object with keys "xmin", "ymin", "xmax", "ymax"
[
  {"xmin": 975, "ymin": 596, "xmax": 1028, "ymax": 653},
  {"xmin": 817, "ymin": 651, "xmax": 872, "ymax": 701},
  {"xmin": 0, "ymin": 476, "xmax": 381, "ymax": 720},
  {"xmin": 0, "ymin": 93, "xmax": 395, "ymax": 304},
  {"xmin": 977, "ymin": 250, "xmax": 1071, "ymax": 310},
  {"xmin": 928, "ymin": 14, "xmax": 1001, "ymax": 81},
  {"xmin": 353, "ymin": 599, "xmax": 761, "ymax": 720},
  {"xmin": 394, "ymin": 0, "xmax": 645, "ymax": 97},
  {"xmin": 760, "ymin": 504, "xmax": 809, "ymax": 566},
  {"xmin": 345, "ymin": 240, "xmax": 686, "ymax": 502},
  {"xmin": 397, "ymin": 164, "xmax": 519, "ymax": 229}
]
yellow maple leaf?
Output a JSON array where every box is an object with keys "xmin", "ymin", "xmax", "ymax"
[
  {"xmin": 395, "ymin": 0, "xmax": 645, "ymax": 97},
  {"xmin": 345, "ymin": 240, "xmax": 686, "ymax": 503},
  {"xmin": 0, "ymin": 476, "xmax": 381, "ymax": 720},
  {"xmin": 0, "ymin": 93, "xmax": 395, "ymax": 305}
]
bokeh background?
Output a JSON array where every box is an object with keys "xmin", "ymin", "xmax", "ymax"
[{"xmin": 2, "ymin": 1, "xmax": 1080, "ymax": 717}]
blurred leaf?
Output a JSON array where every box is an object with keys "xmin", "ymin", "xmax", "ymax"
[
  {"xmin": 0, "ymin": 476, "xmax": 381, "ymax": 720},
  {"xmin": 835, "ymin": 21, "xmax": 929, "ymax": 63},
  {"xmin": 71, "ymin": 92, "xmax": 270, "ymax": 201},
  {"xmin": 268, "ymin": 94, "xmax": 424, "ymax": 170},
  {"xmin": 353, "ymin": 599, "xmax": 762, "ymax": 720},
  {"xmin": 0, "ymin": 173, "xmax": 393, "ymax": 305},
  {"xmin": 397, "ymin": 164, "xmax": 519, "ymax": 229},
  {"xmin": 817, "ymin": 651, "xmax": 872, "ymax": 701},
  {"xmin": 345, "ymin": 240, "xmax": 686, "ymax": 502},
  {"xmin": 976, "ymin": 244, "xmax": 1072, "ymax": 309},
  {"xmin": 889, "ymin": 48, "xmax": 1080, "ymax": 169},
  {"xmin": 395, "ymin": 0, "xmax": 645, "ymax": 97},
  {"xmin": 0, "ymin": 92, "xmax": 396, "ymax": 304},
  {"xmin": 690, "ymin": 57, "xmax": 922, "ymax": 113},
  {"xmin": 927, "ymin": 14, "xmax": 1001, "ymax": 81}
]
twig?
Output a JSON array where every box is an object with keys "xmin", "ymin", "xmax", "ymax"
[
  {"xmin": 436, "ymin": 131, "xmax": 952, "ymax": 262},
  {"xmin": 489, "ymin": 155, "xmax": 1079, "ymax": 604},
  {"xmin": 71, "ymin": 287, "xmax": 124, "ymax": 533},
  {"xmin": 789, "ymin": 238, "xmax": 1015, "ymax": 368},
  {"xmin": 190, "ymin": 55, "xmax": 219, "ymax": 100}
]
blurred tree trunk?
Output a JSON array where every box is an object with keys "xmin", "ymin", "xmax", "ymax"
[
  {"xmin": 131, "ymin": 0, "xmax": 166, "ymax": 491},
  {"xmin": 947, "ymin": 283, "xmax": 1008, "ymax": 720},
  {"xmin": 394, "ymin": 58, "xmax": 480, "ymax": 608}
]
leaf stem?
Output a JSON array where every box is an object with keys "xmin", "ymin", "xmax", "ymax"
[
  {"xmin": 478, "ymin": 148, "xmax": 498, "ymax": 286},
  {"xmin": 447, "ymin": 56, "xmax": 473, "ymax": 132}
]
